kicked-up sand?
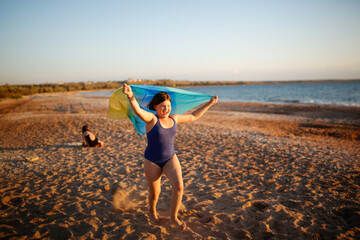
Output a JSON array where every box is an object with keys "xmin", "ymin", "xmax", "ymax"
[{"xmin": 0, "ymin": 92, "xmax": 359, "ymax": 239}]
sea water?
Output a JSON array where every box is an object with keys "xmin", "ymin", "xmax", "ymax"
[{"xmin": 81, "ymin": 81, "xmax": 360, "ymax": 107}]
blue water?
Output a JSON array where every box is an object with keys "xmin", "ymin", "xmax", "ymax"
[{"xmin": 81, "ymin": 81, "xmax": 360, "ymax": 107}]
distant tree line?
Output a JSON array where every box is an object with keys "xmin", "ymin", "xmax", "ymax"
[
  {"xmin": 0, "ymin": 79, "xmax": 244, "ymax": 99},
  {"xmin": 0, "ymin": 81, "xmax": 124, "ymax": 99}
]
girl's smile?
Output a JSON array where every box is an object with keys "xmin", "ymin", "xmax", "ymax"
[{"xmin": 155, "ymin": 100, "xmax": 171, "ymax": 117}]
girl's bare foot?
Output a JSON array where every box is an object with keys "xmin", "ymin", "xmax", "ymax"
[
  {"xmin": 149, "ymin": 210, "xmax": 160, "ymax": 223},
  {"xmin": 172, "ymin": 218, "xmax": 186, "ymax": 231}
]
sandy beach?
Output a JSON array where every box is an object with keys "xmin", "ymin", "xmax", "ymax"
[{"xmin": 1, "ymin": 92, "xmax": 359, "ymax": 239}]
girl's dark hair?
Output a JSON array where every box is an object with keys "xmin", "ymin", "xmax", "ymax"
[
  {"xmin": 82, "ymin": 125, "xmax": 90, "ymax": 133},
  {"xmin": 148, "ymin": 92, "xmax": 171, "ymax": 111}
]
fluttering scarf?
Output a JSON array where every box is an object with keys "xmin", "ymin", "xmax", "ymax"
[{"xmin": 108, "ymin": 85, "xmax": 212, "ymax": 134}]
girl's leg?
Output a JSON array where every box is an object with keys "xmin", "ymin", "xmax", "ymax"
[
  {"xmin": 162, "ymin": 154, "xmax": 186, "ymax": 230},
  {"xmin": 144, "ymin": 159, "xmax": 162, "ymax": 222}
]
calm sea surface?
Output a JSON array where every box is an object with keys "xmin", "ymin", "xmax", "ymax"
[{"xmin": 81, "ymin": 81, "xmax": 360, "ymax": 107}]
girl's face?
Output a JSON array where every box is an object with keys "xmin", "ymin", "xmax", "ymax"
[{"xmin": 155, "ymin": 100, "xmax": 171, "ymax": 117}]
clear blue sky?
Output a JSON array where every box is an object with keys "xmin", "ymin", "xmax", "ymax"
[{"xmin": 1, "ymin": 0, "xmax": 360, "ymax": 85}]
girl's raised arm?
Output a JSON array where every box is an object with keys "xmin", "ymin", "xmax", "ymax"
[
  {"xmin": 122, "ymin": 83, "xmax": 155, "ymax": 123},
  {"xmin": 173, "ymin": 96, "xmax": 218, "ymax": 123}
]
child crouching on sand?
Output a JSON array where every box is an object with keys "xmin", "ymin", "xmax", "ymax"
[
  {"xmin": 82, "ymin": 125, "xmax": 104, "ymax": 147},
  {"xmin": 122, "ymin": 83, "xmax": 217, "ymax": 230}
]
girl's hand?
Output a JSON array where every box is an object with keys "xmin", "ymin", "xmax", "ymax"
[
  {"xmin": 122, "ymin": 83, "xmax": 133, "ymax": 97},
  {"xmin": 210, "ymin": 96, "xmax": 218, "ymax": 105}
]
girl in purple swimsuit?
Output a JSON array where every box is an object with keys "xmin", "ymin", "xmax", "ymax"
[{"xmin": 123, "ymin": 83, "xmax": 218, "ymax": 231}]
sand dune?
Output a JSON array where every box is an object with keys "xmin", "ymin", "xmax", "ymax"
[{"xmin": 1, "ymin": 93, "xmax": 359, "ymax": 239}]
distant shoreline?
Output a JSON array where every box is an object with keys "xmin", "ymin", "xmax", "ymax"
[
  {"xmin": 126, "ymin": 78, "xmax": 360, "ymax": 87},
  {"xmin": 1, "ymin": 78, "xmax": 359, "ymax": 99}
]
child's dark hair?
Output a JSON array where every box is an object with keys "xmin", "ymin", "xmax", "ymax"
[
  {"xmin": 148, "ymin": 92, "xmax": 171, "ymax": 111},
  {"xmin": 82, "ymin": 125, "xmax": 90, "ymax": 133}
]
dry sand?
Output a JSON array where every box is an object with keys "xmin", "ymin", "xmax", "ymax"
[{"xmin": 0, "ymin": 93, "xmax": 359, "ymax": 239}]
